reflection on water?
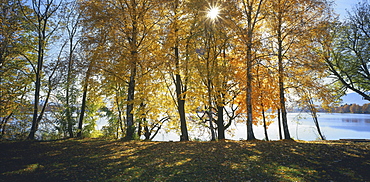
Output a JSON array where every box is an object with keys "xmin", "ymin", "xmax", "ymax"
[
  {"xmin": 153, "ymin": 113, "xmax": 370, "ymax": 141},
  {"xmin": 287, "ymin": 113, "xmax": 370, "ymax": 140},
  {"xmin": 342, "ymin": 118, "xmax": 370, "ymax": 123}
]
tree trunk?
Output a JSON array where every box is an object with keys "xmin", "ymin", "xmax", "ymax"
[
  {"xmin": 28, "ymin": 69, "xmax": 42, "ymax": 139},
  {"xmin": 277, "ymin": 108, "xmax": 283, "ymax": 140},
  {"xmin": 0, "ymin": 113, "xmax": 13, "ymax": 139},
  {"xmin": 244, "ymin": 1, "xmax": 257, "ymax": 141},
  {"xmin": 137, "ymin": 119, "xmax": 142, "ymax": 139},
  {"xmin": 77, "ymin": 78, "xmax": 88, "ymax": 138},
  {"xmin": 125, "ymin": 63, "xmax": 136, "ymax": 140},
  {"xmin": 308, "ymin": 98, "xmax": 325, "ymax": 140},
  {"xmin": 246, "ymin": 48, "xmax": 256, "ymax": 140},
  {"xmin": 77, "ymin": 60, "xmax": 93, "ymax": 138},
  {"xmin": 217, "ymin": 106, "xmax": 225, "ymax": 140},
  {"xmin": 261, "ymin": 105, "xmax": 269, "ymax": 141},
  {"xmin": 175, "ymin": 45, "xmax": 189, "ymax": 141},
  {"xmin": 277, "ymin": 11, "xmax": 291, "ymax": 140},
  {"xmin": 178, "ymin": 97, "xmax": 189, "ymax": 141},
  {"xmin": 278, "ymin": 56, "xmax": 291, "ymax": 140},
  {"xmin": 137, "ymin": 102, "xmax": 146, "ymax": 139},
  {"xmin": 115, "ymin": 92, "xmax": 125, "ymax": 138},
  {"xmin": 66, "ymin": 37, "xmax": 75, "ymax": 138},
  {"xmin": 144, "ymin": 125, "xmax": 150, "ymax": 140},
  {"xmin": 28, "ymin": 32, "xmax": 45, "ymax": 140},
  {"xmin": 208, "ymin": 110, "xmax": 216, "ymax": 141}
]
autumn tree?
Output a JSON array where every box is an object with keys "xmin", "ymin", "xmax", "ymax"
[
  {"xmin": 0, "ymin": 0, "xmax": 34, "ymax": 139},
  {"xmin": 80, "ymin": 0, "xmax": 164, "ymax": 140},
  {"xmin": 226, "ymin": 0, "xmax": 266, "ymax": 140},
  {"xmin": 134, "ymin": 71, "xmax": 174, "ymax": 140},
  {"xmin": 162, "ymin": 0, "xmax": 207, "ymax": 141},
  {"xmin": 265, "ymin": 0, "xmax": 330, "ymax": 140}
]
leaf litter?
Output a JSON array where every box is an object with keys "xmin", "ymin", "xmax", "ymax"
[{"xmin": 0, "ymin": 139, "xmax": 369, "ymax": 181}]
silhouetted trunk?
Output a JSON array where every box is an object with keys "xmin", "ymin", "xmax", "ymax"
[
  {"xmin": 144, "ymin": 125, "xmax": 150, "ymax": 140},
  {"xmin": 308, "ymin": 98, "xmax": 325, "ymax": 140},
  {"xmin": 125, "ymin": 63, "xmax": 136, "ymax": 140},
  {"xmin": 137, "ymin": 103, "xmax": 146, "ymax": 139},
  {"xmin": 0, "ymin": 113, "xmax": 13, "ymax": 139},
  {"xmin": 77, "ymin": 58, "xmax": 93, "ymax": 138},
  {"xmin": 178, "ymin": 95, "xmax": 188, "ymax": 141},
  {"xmin": 138, "ymin": 119, "xmax": 142, "ymax": 138},
  {"xmin": 208, "ymin": 110, "xmax": 216, "ymax": 141},
  {"xmin": 277, "ymin": 10, "xmax": 291, "ymax": 140},
  {"xmin": 277, "ymin": 108, "xmax": 283, "ymax": 140},
  {"xmin": 77, "ymin": 86, "xmax": 87, "ymax": 138},
  {"xmin": 32, "ymin": 85, "xmax": 52, "ymax": 139},
  {"xmin": 175, "ymin": 45, "xmax": 189, "ymax": 141},
  {"xmin": 66, "ymin": 34, "xmax": 75, "ymax": 138},
  {"xmin": 77, "ymin": 77, "xmax": 88, "ymax": 138},
  {"xmin": 261, "ymin": 104, "xmax": 269, "ymax": 141},
  {"xmin": 28, "ymin": 36, "xmax": 44, "ymax": 140},
  {"xmin": 125, "ymin": 11, "xmax": 138, "ymax": 140},
  {"xmin": 217, "ymin": 106, "xmax": 225, "ymax": 140}
]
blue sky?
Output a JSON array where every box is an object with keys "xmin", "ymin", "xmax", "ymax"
[{"xmin": 334, "ymin": 0, "xmax": 362, "ymax": 19}]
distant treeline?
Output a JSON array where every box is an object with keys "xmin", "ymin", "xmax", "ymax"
[{"xmin": 330, "ymin": 103, "xmax": 370, "ymax": 114}]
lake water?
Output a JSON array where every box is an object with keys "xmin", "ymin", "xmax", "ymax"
[{"xmin": 152, "ymin": 113, "xmax": 370, "ymax": 141}]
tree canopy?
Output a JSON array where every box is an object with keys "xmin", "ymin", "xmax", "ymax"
[{"xmin": 1, "ymin": 0, "xmax": 367, "ymax": 141}]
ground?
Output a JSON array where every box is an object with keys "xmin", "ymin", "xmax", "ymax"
[{"xmin": 1, "ymin": 139, "xmax": 369, "ymax": 181}]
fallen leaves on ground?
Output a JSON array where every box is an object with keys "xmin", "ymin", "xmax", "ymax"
[{"xmin": 0, "ymin": 139, "xmax": 369, "ymax": 181}]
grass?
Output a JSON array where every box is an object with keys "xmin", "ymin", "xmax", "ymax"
[{"xmin": 1, "ymin": 139, "xmax": 369, "ymax": 181}]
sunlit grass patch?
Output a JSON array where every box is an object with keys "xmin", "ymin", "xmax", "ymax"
[
  {"xmin": 3, "ymin": 163, "xmax": 44, "ymax": 175},
  {"xmin": 164, "ymin": 158, "xmax": 192, "ymax": 168},
  {"xmin": 275, "ymin": 165, "xmax": 305, "ymax": 181}
]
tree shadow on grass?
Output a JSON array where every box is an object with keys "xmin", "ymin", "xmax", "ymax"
[{"xmin": 1, "ymin": 139, "xmax": 369, "ymax": 181}]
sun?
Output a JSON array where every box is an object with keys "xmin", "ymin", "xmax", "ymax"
[{"xmin": 207, "ymin": 6, "xmax": 220, "ymax": 20}]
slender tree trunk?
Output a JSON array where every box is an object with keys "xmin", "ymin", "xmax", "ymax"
[
  {"xmin": 28, "ymin": 30, "xmax": 45, "ymax": 140},
  {"xmin": 137, "ymin": 102, "xmax": 146, "ymax": 139},
  {"xmin": 137, "ymin": 119, "xmax": 142, "ymax": 138},
  {"xmin": 208, "ymin": 110, "xmax": 216, "ymax": 141},
  {"xmin": 308, "ymin": 98, "xmax": 325, "ymax": 140},
  {"xmin": 278, "ymin": 55, "xmax": 291, "ymax": 140},
  {"xmin": 77, "ymin": 77, "xmax": 88, "ymax": 138},
  {"xmin": 125, "ymin": 6, "xmax": 139, "ymax": 140},
  {"xmin": 77, "ymin": 60, "xmax": 92, "ymax": 138},
  {"xmin": 261, "ymin": 104, "xmax": 269, "ymax": 141},
  {"xmin": 277, "ymin": 108, "xmax": 283, "ymax": 140},
  {"xmin": 66, "ymin": 37, "xmax": 75, "ymax": 138},
  {"xmin": 77, "ymin": 86, "xmax": 87, "ymax": 138},
  {"xmin": 244, "ymin": 1, "xmax": 258, "ymax": 141},
  {"xmin": 66, "ymin": 88, "xmax": 74, "ymax": 138},
  {"xmin": 177, "ymin": 91, "xmax": 189, "ymax": 141},
  {"xmin": 0, "ymin": 113, "xmax": 13, "ymax": 139},
  {"xmin": 217, "ymin": 106, "xmax": 225, "ymax": 140},
  {"xmin": 175, "ymin": 45, "xmax": 189, "ymax": 141},
  {"xmin": 246, "ymin": 45, "xmax": 256, "ymax": 140},
  {"xmin": 114, "ymin": 92, "xmax": 125, "ymax": 138},
  {"xmin": 277, "ymin": 11, "xmax": 291, "ymax": 140}
]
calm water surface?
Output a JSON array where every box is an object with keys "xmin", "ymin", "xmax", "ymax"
[{"xmin": 153, "ymin": 113, "xmax": 370, "ymax": 141}]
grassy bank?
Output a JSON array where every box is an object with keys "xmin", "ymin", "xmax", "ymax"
[{"xmin": 1, "ymin": 139, "xmax": 369, "ymax": 181}]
